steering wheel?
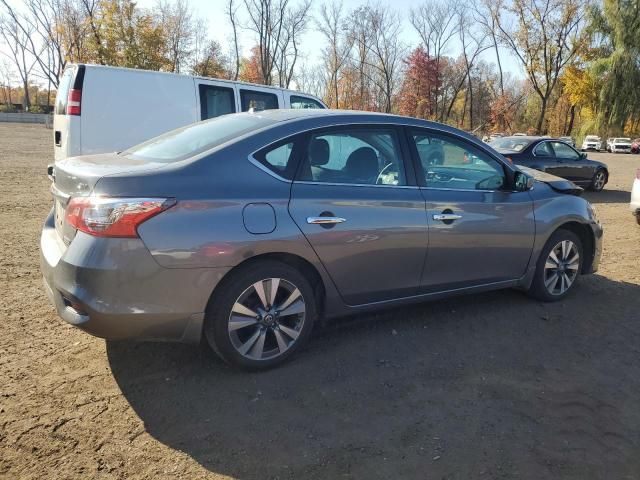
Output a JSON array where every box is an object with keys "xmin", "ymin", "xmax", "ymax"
[{"xmin": 375, "ymin": 162, "xmax": 394, "ymax": 185}]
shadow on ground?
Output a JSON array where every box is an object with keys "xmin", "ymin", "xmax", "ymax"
[
  {"xmin": 107, "ymin": 275, "xmax": 640, "ymax": 479},
  {"xmin": 583, "ymin": 189, "xmax": 631, "ymax": 204}
]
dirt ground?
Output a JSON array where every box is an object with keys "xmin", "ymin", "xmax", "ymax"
[{"xmin": 1, "ymin": 122, "xmax": 639, "ymax": 480}]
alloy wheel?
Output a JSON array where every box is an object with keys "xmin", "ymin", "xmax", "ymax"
[
  {"xmin": 593, "ymin": 171, "xmax": 606, "ymax": 191},
  {"xmin": 544, "ymin": 240, "xmax": 580, "ymax": 296},
  {"xmin": 227, "ymin": 278, "xmax": 306, "ymax": 361}
]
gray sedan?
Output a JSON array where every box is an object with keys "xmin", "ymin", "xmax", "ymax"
[{"xmin": 41, "ymin": 110, "xmax": 603, "ymax": 369}]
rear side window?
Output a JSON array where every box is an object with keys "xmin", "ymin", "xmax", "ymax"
[
  {"xmin": 240, "ymin": 89, "xmax": 278, "ymax": 112},
  {"xmin": 290, "ymin": 95, "xmax": 324, "ymax": 109},
  {"xmin": 55, "ymin": 68, "xmax": 74, "ymax": 115},
  {"xmin": 199, "ymin": 84, "xmax": 235, "ymax": 120},
  {"xmin": 253, "ymin": 139, "xmax": 299, "ymax": 180}
]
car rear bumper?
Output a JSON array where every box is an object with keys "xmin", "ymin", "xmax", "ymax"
[{"xmin": 40, "ymin": 209, "xmax": 230, "ymax": 343}]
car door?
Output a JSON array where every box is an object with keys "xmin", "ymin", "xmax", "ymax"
[
  {"xmin": 409, "ymin": 128, "xmax": 535, "ymax": 291},
  {"xmin": 196, "ymin": 81, "xmax": 237, "ymax": 120},
  {"xmin": 288, "ymin": 125, "xmax": 428, "ymax": 305},
  {"xmin": 549, "ymin": 141, "xmax": 595, "ymax": 184},
  {"xmin": 531, "ymin": 140, "xmax": 563, "ymax": 176}
]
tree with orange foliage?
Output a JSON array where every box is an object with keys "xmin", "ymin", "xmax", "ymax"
[
  {"xmin": 238, "ymin": 46, "xmax": 263, "ymax": 84},
  {"xmin": 397, "ymin": 46, "xmax": 439, "ymax": 119}
]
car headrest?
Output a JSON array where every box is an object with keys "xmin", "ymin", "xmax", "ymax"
[
  {"xmin": 344, "ymin": 147, "xmax": 378, "ymax": 182},
  {"xmin": 309, "ymin": 138, "xmax": 330, "ymax": 166}
]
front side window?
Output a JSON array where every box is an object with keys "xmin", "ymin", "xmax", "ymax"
[
  {"xmin": 298, "ymin": 128, "xmax": 406, "ymax": 186},
  {"xmin": 411, "ymin": 129, "xmax": 505, "ymax": 191},
  {"xmin": 551, "ymin": 141, "xmax": 579, "ymax": 159},
  {"xmin": 290, "ymin": 95, "xmax": 324, "ymax": 109},
  {"xmin": 534, "ymin": 142, "xmax": 554, "ymax": 157},
  {"xmin": 199, "ymin": 84, "xmax": 235, "ymax": 119},
  {"xmin": 240, "ymin": 89, "xmax": 278, "ymax": 112}
]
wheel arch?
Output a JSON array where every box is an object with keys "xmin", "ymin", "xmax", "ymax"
[
  {"xmin": 205, "ymin": 252, "xmax": 327, "ymax": 318},
  {"xmin": 552, "ymin": 221, "xmax": 595, "ymax": 274}
]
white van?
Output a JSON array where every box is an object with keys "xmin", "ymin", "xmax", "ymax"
[{"xmin": 53, "ymin": 64, "xmax": 326, "ymax": 160}]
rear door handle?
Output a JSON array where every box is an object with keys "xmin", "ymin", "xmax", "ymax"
[
  {"xmin": 307, "ymin": 216, "xmax": 346, "ymax": 225},
  {"xmin": 433, "ymin": 213, "xmax": 462, "ymax": 221}
]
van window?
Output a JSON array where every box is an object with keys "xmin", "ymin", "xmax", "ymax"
[
  {"xmin": 290, "ymin": 95, "xmax": 324, "ymax": 109},
  {"xmin": 240, "ymin": 89, "xmax": 278, "ymax": 112},
  {"xmin": 55, "ymin": 68, "xmax": 74, "ymax": 115},
  {"xmin": 199, "ymin": 84, "xmax": 235, "ymax": 120},
  {"xmin": 125, "ymin": 113, "xmax": 274, "ymax": 162}
]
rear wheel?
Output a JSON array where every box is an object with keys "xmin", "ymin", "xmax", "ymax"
[
  {"xmin": 204, "ymin": 261, "xmax": 316, "ymax": 369},
  {"xmin": 590, "ymin": 169, "xmax": 607, "ymax": 192},
  {"xmin": 528, "ymin": 229, "xmax": 583, "ymax": 302}
]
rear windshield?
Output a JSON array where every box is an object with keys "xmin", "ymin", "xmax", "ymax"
[
  {"xmin": 489, "ymin": 137, "xmax": 532, "ymax": 152},
  {"xmin": 124, "ymin": 113, "xmax": 275, "ymax": 162}
]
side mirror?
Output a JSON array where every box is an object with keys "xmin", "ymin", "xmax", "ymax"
[
  {"xmin": 514, "ymin": 171, "xmax": 534, "ymax": 191},
  {"xmin": 580, "ymin": 152, "xmax": 587, "ymax": 159}
]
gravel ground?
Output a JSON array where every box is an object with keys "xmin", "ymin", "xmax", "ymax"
[{"xmin": 1, "ymin": 123, "xmax": 639, "ymax": 480}]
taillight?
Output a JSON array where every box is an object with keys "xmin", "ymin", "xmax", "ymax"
[
  {"xmin": 66, "ymin": 197, "xmax": 175, "ymax": 238},
  {"xmin": 67, "ymin": 88, "xmax": 82, "ymax": 116}
]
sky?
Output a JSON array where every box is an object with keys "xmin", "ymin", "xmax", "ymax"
[{"xmin": 137, "ymin": 0, "xmax": 524, "ymax": 79}]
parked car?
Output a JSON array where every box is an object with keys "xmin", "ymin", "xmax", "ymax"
[
  {"xmin": 632, "ymin": 169, "xmax": 640, "ymax": 225},
  {"xmin": 609, "ymin": 137, "xmax": 633, "ymax": 153},
  {"xmin": 630, "ymin": 138, "xmax": 640, "ymax": 154},
  {"xmin": 41, "ymin": 110, "xmax": 603, "ymax": 369},
  {"xmin": 581, "ymin": 135, "xmax": 602, "ymax": 152},
  {"xmin": 559, "ymin": 136, "xmax": 575, "ymax": 147},
  {"xmin": 53, "ymin": 64, "xmax": 326, "ymax": 161},
  {"xmin": 605, "ymin": 138, "xmax": 614, "ymax": 152},
  {"xmin": 490, "ymin": 136, "xmax": 609, "ymax": 191}
]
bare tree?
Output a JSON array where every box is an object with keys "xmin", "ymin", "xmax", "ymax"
[
  {"xmin": 316, "ymin": 1, "xmax": 352, "ymax": 107},
  {"xmin": 346, "ymin": 5, "xmax": 374, "ymax": 110},
  {"xmin": 0, "ymin": 14, "xmax": 37, "ymax": 109},
  {"xmin": 493, "ymin": 0, "xmax": 585, "ymax": 134},
  {"xmin": 157, "ymin": 0, "xmax": 195, "ymax": 73},
  {"xmin": 226, "ymin": 0, "xmax": 240, "ymax": 80},
  {"xmin": 242, "ymin": 0, "xmax": 288, "ymax": 85},
  {"xmin": 274, "ymin": 0, "xmax": 311, "ymax": 88},
  {"xmin": 368, "ymin": 6, "xmax": 404, "ymax": 113}
]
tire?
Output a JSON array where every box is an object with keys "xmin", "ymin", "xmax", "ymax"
[
  {"xmin": 527, "ymin": 229, "xmax": 583, "ymax": 302},
  {"xmin": 589, "ymin": 169, "xmax": 607, "ymax": 192},
  {"xmin": 204, "ymin": 260, "xmax": 317, "ymax": 370}
]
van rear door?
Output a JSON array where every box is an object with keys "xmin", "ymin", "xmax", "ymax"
[{"xmin": 53, "ymin": 65, "xmax": 85, "ymax": 161}]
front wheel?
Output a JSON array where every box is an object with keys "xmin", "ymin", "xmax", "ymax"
[
  {"xmin": 590, "ymin": 169, "xmax": 607, "ymax": 192},
  {"xmin": 204, "ymin": 261, "xmax": 317, "ymax": 369},
  {"xmin": 527, "ymin": 229, "xmax": 583, "ymax": 302}
]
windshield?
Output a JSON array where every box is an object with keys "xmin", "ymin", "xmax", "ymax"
[
  {"xmin": 124, "ymin": 113, "xmax": 275, "ymax": 162},
  {"xmin": 614, "ymin": 138, "xmax": 631, "ymax": 142},
  {"xmin": 489, "ymin": 137, "xmax": 532, "ymax": 152},
  {"xmin": 585, "ymin": 136, "xmax": 600, "ymax": 141}
]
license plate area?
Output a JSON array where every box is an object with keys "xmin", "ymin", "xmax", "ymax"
[{"xmin": 54, "ymin": 199, "xmax": 66, "ymax": 237}]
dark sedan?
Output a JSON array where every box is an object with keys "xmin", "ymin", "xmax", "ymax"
[{"xmin": 490, "ymin": 136, "xmax": 609, "ymax": 192}]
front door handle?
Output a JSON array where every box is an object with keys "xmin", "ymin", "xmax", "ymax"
[
  {"xmin": 433, "ymin": 213, "xmax": 462, "ymax": 221},
  {"xmin": 307, "ymin": 216, "xmax": 346, "ymax": 225}
]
